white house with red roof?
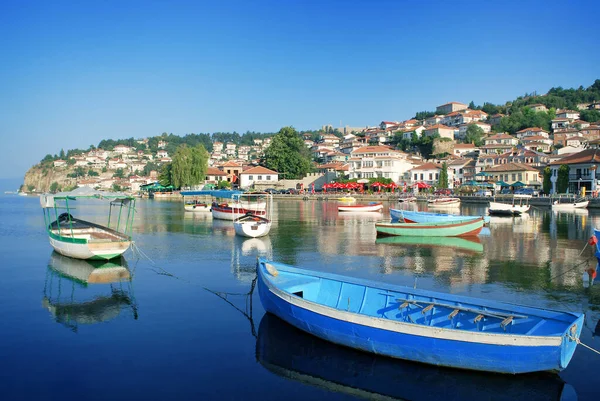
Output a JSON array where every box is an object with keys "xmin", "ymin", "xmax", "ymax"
[
  {"xmin": 423, "ymin": 124, "xmax": 456, "ymax": 140},
  {"xmin": 113, "ymin": 145, "xmax": 134, "ymax": 154},
  {"xmin": 53, "ymin": 159, "xmax": 67, "ymax": 167},
  {"xmin": 409, "ymin": 162, "xmax": 455, "ymax": 187},
  {"xmin": 380, "ymin": 121, "xmax": 400, "ymax": 130},
  {"xmin": 453, "ymin": 143, "xmax": 477, "ymax": 157},
  {"xmin": 239, "ymin": 166, "xmax": 279, "ymax": 189},
  {"xmin": 556, "ymin": 110, "xmax": 580, "ymax": 120},
  {"xmin": 516, "ymin": 127, "xmax": 549, "ymax": 139},
  {"xmin": 347, "ymin": 145, "xmax": 416, "ymax": 183}
]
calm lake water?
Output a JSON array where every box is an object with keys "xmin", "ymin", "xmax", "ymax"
[{"xmin": 1, "ymin": 194, "xmax": 599, "ymax": 401}]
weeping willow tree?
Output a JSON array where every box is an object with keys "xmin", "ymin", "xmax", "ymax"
[{"xmin": 169, "ymin": 144, "xmax": 209, "ymax": 188}]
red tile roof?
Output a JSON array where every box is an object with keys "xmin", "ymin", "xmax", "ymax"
[
  {"xmin": 411, "ymin": 162, "xmax": 441, "ymax": 171},
  {"xmin": 549, "ymin": 148, "xmax": 600, "ymax": 165},
  {"xmin": 241, "ymin": 166, "xmax": 278, "ymax": 175}
]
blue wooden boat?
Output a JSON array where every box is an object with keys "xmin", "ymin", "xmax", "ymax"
[
  {"xmin": 257, "ymin": 314, "xmax": 576, "ymax": 401},
  {"xmin": 391, "ymin": 208, "xmax": 490, "ymax": 224},
  {"xmin": 257, "ymin": 257, "xmax": 584, "ymax": 374}
]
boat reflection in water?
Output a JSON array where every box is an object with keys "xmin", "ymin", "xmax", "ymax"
[
  {"xmin": 256, "ymin": 314, "xmax": 577, "ymax": 401},
  {"xmin": 375, "ymin": 235, "xmax": 484, "ymax": 254},
  {"xmin": 231, "ymin": 236, "xmax": 272, "ymax": 283},
  {"xmin": 42, "ymin": 252, "xmax": 138, "ymax": 332}
]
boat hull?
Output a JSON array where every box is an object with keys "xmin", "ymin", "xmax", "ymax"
[
  {"xmin": 184, "ymin": 203, "xmax": 211, "ymax": 212},
  {"xmin": 552, "ymin": 201, "xmax": 589, "ymax": 210},
  {"xmin": 233, "ymin": 220, "xmax": 271, "ymax": 238},
  {"xmin": 488, "ymin": 201, "xmax": 530, "ymax": 216},
  {"xmin": 391, "ymin": 209, "xmax": 490, "ymax": 224},
  {"xmin": 338, "ymin": 203, "xmax": 383, "ymax": 213},
  {"xmin": 211, "ymin": 205, "xmax": 266, "ymax": 221},
  {"xmin": 49, "ymin": 234, "xmax": 130, "ymax": 260},
  {"xmin": 257, "ymin": 260, "xmax": 583, "ymax": 374},
  {"xmin": 375, "ymin": 218, "xmax": 484, "ymax": 237}
]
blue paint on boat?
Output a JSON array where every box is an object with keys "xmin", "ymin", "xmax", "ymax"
[
  {"xmin": 257, "ymin": 258, "xmax": 583, "ymax": 374},
  {"xmin": 391, "ymin": 209, "xmax": 490, "ymax": 224},
  {"xmin": 257, "ymin": 313, "xmax": 576, "ymax": 401}
]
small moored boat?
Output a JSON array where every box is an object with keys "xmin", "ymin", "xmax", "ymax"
[
  {"xmin": 391, "ymin": 209, "xmax": 490, "ymax": 224},
  {"xmin": 427, "ymin": 197, "xmax": 460, "ymax": 208},
  {"xmin": 398, "ymin": 196, "xmax": 417, "ymax": 203},
  {"xmin": 234, "ymin": 213, "xmax": 272, "ymax": 238},
  {"xmin": 338, "ymin": 202, "xmax": 383, "ymax": 213},
  {"xmin": 488, "ymin": 194, "xmax": 531, "ymax": 216},
  {"xmin": 375, "ymin": 218, "xmax": 484, "ymax": 237},
  {"xmin": 257, "ymin": 258, "xmax": 584, "ymax": 374},
  {"xmin": 337, "ymin": 196, "xmax": 356, "ymax": 203},
  {"xmin": 233, "ymin": 193, "xmax": 273, "ymax": 238},
  {"xmin": 551, "ymin": 198, "xmax": 589, "ymax": 211},
  {"xmin": 256, "ymin": 314, "xmax": 576, "ymax": 401},
  {"xmin": 40, "ymin": 188, "xmax": 136, "ymax": 260}
]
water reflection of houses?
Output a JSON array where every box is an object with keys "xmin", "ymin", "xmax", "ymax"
[{"xmin": 43, "ymin": 253, "xmax": 137, "ymax": 332}]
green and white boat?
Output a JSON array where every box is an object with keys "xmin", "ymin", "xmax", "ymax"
[
  {"xmin": 375, "ymin": 217, "xmax": 484, "ymax": 237},
  {"xmin": 40, "ymin": 187, "xmax": 136, "ymax": 260}
]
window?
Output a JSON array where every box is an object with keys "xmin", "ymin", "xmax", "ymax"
[
  {"xmin": 414, "ymin": 173, "xmax": 418, "ymax": 180},
  {"xmin": 249, "ymin": 175, "xmax": 253, "ymax": 180},
  {"xmin": 429, "ymin": 173, "xmax": 433, "ymax": 180},
  {"xmin": 518, "ymin": 173, "xmax": 522, "ymax": 181},
  {"xmin": 435, "ymin": 173, "xmax": 439, "ymax": 180},
  {"xmin": 266, "ymin": 176, "xmax": 271, "ymax": 180},
  {"xmin": 512, "ymin": 174, "xmax": 516, "ymax": 181},
  {"xmin": 258, "ymin": 175, "xmax": 263, "ymax": 180},
  {"xmin": 420, "ymin": 173, "xmax": 424, "ymax": 180}
]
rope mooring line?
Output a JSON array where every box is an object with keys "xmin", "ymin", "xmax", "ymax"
[{"xmin": 569, "ymin": 335, "xmax": 600, "ymax": 356}]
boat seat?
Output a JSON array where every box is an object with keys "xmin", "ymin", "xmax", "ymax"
[{"xmin": 275, "ymin": 276, "xmax": 321, "ymax": 295}]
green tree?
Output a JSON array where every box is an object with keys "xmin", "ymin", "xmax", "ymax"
[
  {"xmin": 581, "ymin": 109, "xmax": 600, "ymax": 122},
  {"xmin": 49, "ymin": 182, "xmax": 61, "ymax": 193},
  {"xmin": 217, "ymin": 180, "xmax": 231, "ymax": 189},
  {"xmin": 170, "ymin": 144, "xmax": 209, "ymax": 188},
  {"xmin": 88, "ymin": 169, "xmax": 99, "ymax": 177},
  {"xmin": 543, "ymin": 167, "xmax": 552, "ymax": 195},
  {"xmin": 557, "ymin": 165, "xmax": 570, "ymax": 194},
  {"xmin": 262, "ymin": 126, "xmax": 312, "ymax": 179},
  {"xmin": 464, "ymin": 124, "xmax": 485, "ymax": 146},
  {"xmin": 27, "ymin": 184, "xmax": 35, "ymax": 192},
  {"xmin": 438, "ymin": 162, "xmax": 449, "ymax": 188},
  {"xmin": 113, "ymin": 168, "xmax": 125, "ymax": 179},
  {"xmin": 159, "ymin": 164, "xmax": 172, "ymax": 186}
]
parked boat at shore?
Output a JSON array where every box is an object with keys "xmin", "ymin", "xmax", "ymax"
[
  {"xmin": 552, "ymin": 198, "xmax": 589, "ymax": 211},
  {"xmin": 338, "ymin": 202, "xmax": 383, "ymax": 213},
  {"xmin": 40, "ymin": 187, "xmax": 136, "ymax": 260},
  {"xmin": 257, "ymin": 258, "xmax": 583, "ymax": 373},
  {"xmin": 427, "ymin": 197, "xmax": 460, "ymax": 208},
  {"xmin": 391, "ymin": 209, "xmax": 490, "ymax": 224},
  {"xmin": 180, "ymin": 191, "xmax": 212, "ymax": 212},
  {"xmin": 375, "ymin": 217, "xmax": 484, "ymax": 237},
  {"xmin": 488, "ymin": 194, "xmax": 531, "ymax": 216}
]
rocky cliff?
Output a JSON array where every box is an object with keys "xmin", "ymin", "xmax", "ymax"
[{"xmin": 22, "ymin": 165, "xmax": 75, "ymax": 193}]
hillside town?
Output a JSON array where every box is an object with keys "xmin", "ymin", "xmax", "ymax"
[{"xmin": 26, "ymin": 99, "xmax": 600, "ymax": 196}]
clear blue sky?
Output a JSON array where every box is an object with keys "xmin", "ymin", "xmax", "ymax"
[{"xmin": 1, "ymin": 0, "xmax": 599, "ymax": 180}]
